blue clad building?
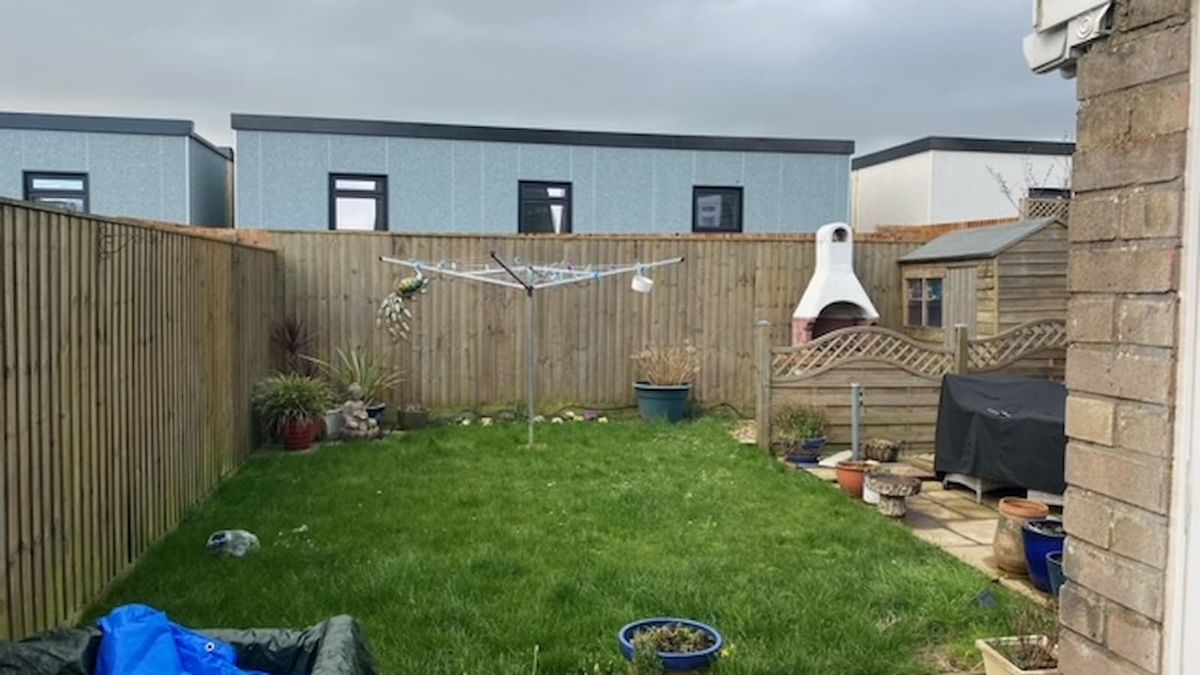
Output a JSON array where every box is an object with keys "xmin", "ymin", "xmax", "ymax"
[
  {"xmin": 232, "ymin": 114, "xmax": 853, "ymax": 234},
  {"xmin": 0, "ymin": 111, "xmax": 233, "ymax": 227}
]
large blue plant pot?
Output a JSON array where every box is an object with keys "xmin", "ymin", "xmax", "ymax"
[
  {"xmin": 1046, "ymin": 551, "xmax": 1066, "ymax": 597},
  {"xmin": 634, "ymin": 383, "xmax": 691, "ymax": 424},
  {"xmin": 1022, "ymin": 519, "xmax": 1065, "ymax": 593},
  {"xmin": 618, "ymin": 617, "xmax": 723, "ymax": 672}
]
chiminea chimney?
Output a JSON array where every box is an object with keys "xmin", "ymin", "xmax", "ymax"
[{"xmin": 792, "ymin": 223, "xmax": 879, "ymax": 344}]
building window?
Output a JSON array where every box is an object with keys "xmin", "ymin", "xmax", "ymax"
[
  {"xmin": 1028, "ymin": 187, "xmax": 1071, "ymax": 200},
  {"xmin": 24, "ymin": 172, "xmax": 88, "ymax": 212},
  {"xmin": 906, "ymin": 278, "xmax": 944, "ymax": 328},
  {"xmin": 329, "ymin": 174, "xmax": 387, "ymax": 231},
  {"xmin": 519, "ymin": 181, "xmax": 571, "ymax": 234},
  {"xmin": 692, "ymin": 186, "xmax": 743, "ymax": 233}
]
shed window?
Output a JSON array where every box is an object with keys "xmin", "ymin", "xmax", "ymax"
[
  {"xmin": 906, "ymin": 277, "xmax": 944, "ymax": 328},
  {"xmin": 519, "ymin": 181, "xmax": 571, "ymax": 234},
  {"xmin": 24, "ymin": 172, "xmax": 88, "ymax": 212},
  {"xmin": 692, "ymin": 186, "xmax": 743, "ymax": 233},
  {"xmin": 330, "ymin": 174, "xmax": 387, "ymax": 231}
]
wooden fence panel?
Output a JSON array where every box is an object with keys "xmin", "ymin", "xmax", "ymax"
[
  {"xmin": 264, "ymin": 232, "xmax": 919, "ymax": 412},
  {"xmin": 758, "ymin": 320, "xmax": 1068, "ymax": 454},
  {"xmin": 0, "ymin": 201, "xmax": 277, "ymax": 640}
]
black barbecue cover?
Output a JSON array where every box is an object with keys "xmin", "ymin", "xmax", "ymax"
[
  {"xmin": 934, "ymin": 373, "xmax": 1067, "ymax": 494},
  {"xmin": 0, "ymin": 615, "xmax": 380, "ymax": 675}
]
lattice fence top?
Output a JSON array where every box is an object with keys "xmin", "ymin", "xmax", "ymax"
[
  {"xmin": 1021, "ymin": 197, "xmax": 1070, "ymax": 222},
  {"xmin": 772, "ymin": 326, "xmax": 954, "ymax": 382},
  {"xmin": 967, "ymin": 319, "xmax": 1067, "ymax": 372},
  {"xmin": 770, "ymin": 318, "xmax": 1067, "ymax": 383}
]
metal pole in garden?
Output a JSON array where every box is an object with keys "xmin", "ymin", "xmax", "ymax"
[
  {"xmin": 850, "ymin": 382, "xmax": 863, "ymax": 461},
  {"xmin": 525, "ymin": 288, "xmax": 536, "ymax": 445}
]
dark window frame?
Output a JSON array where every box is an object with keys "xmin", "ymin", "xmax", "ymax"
[
  {"xmin": 24, "ymin": 171, "xmax": 89, "ymax": 213},
  {"xmin": 518, "ymin": 180, "xmax": 572, "ymax": 234},
  {"xmin": 691, "ymin": 186, "xmax": 744, "ymax": 233},
  {"xmin": 904, "ymin": 276, "xmax": 945, "ymax": 328},
  {"xmin": 328, "ymin": 173, "xmax": 388, "ymax": 232}
]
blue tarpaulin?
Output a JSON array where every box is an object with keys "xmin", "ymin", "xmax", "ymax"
[{"xmin": 96, "ymin": 604, "xmax": 266, "ymax": 675}]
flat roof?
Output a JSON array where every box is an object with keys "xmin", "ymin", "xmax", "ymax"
[
  {"xmin": 852, "ymin": 136, "xmax": 1074, "ymax": 170},
  {"xmin": 0, "ymin": 111, "xmax": 232, "ymax": 160},
  {"xmin": 899, "ymin": 218, "xmax": 1060, "ymax": 263},
  {"xmin": 231, "ymin": 113, "xmax": 855, "ymax": 155}
]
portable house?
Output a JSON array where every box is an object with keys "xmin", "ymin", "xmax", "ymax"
[{"xmin": 897, "ymin": 217, "xmax": 1067, "ymax": 343}]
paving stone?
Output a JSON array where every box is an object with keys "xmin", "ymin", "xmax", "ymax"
[
  {"xmin": 906, "ymin": 499, "xmax": 968, "ymax": 521},
  {"xmin": 901, "ymin": 510, "xmax": 945, "ymax": 529},
  {"xmin": 946, "ymin": 519, "xmax": 1000, "ymax": 545},
  {"xmin": 913, "ymin": 526, "xmax": 977, "ymax": 548},
  {"xmin": 943, "ymin": 500, "xmax": 1003, "ymax": 520},
  {"xmin": 943, "ymin": 544, "xmax": 997, "ymax": 575}
]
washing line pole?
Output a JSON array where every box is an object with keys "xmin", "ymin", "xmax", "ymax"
[{"xmin": 489, "ymin": 252, "xmax": 538, "ymax": 445}]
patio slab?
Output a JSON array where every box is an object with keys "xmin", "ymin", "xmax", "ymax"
[
  {"xmin": 794, "ymin": 457, "xmax": 1052, "ymax": 604},
  {"xmin": 945, "ymin": 519, "xmax": 999, "ymax": 545}
]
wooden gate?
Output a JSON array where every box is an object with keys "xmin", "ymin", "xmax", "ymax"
[{"xmin": 755, "ymin": 318, "xmax": 1067, "ymax": 452}]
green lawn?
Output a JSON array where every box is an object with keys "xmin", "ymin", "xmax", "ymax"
[{"xmin": 87, "ymin": 419, "xmax": 1033, "ymax": 674}]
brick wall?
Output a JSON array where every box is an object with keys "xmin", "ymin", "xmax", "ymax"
[{"xmin": 1061, "ymin": 1, "xmax": 1190, "ymax": 673}]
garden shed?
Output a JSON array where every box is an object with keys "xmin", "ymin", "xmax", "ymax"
[{"xmin": 897, "ymin": 217, "xmax": 1067, "ymax": 344}]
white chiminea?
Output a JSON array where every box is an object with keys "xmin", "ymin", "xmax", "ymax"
[{"xmin": 792, "ymin": 223, "xmax": 879, "ymax": 344}]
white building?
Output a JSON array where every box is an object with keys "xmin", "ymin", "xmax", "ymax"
[{"xmin": 850, "ymin": 136, "xmax": 1073, "ymax": 231}]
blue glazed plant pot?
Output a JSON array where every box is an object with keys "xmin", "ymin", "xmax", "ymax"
[
  {"xmin": 618, "ymin": 617, "xmax": 723, "ymax": 672},
  {"xmin": 1046, "ymin": 551, "xmax": 1066, "ymax": 597},
  {"xmin": 634, "ymin": 383, "xmax": 691, "ymax": 424},
  {"xmin": 1022, "ymin": 518, "xmax": 1066, "ymax": 593},
  {"xmin": 366, "ymin": 404, "xmax": 386, "ymax": 425},
  {"xmin": 801, "ymin": 436, "xmax": 828, "ymax": 452}
]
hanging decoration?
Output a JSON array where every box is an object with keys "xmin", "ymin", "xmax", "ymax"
[{"xmin": 377, "ymin": 274, "xmax": 429, "ymax": 342}]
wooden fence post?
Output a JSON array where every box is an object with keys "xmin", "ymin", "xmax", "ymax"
[
  {"xmin": 952, "ymin": 324, "xmax": 970, "ymax": 374},
  {"xmin": 756, "ymin": 319, "xmax": 772, "ymax": 449}
]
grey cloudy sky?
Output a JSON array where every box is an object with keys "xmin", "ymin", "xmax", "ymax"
[{"xmin": 0, "ymin": 1, "xmax": 1076, "ymax": 154}]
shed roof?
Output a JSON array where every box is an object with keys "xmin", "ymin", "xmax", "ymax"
[{"xmin": 899, "ymin": 218, "xmax": 1059, "ymax": 263}]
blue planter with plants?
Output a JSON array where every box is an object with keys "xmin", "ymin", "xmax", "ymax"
[
  {"xmin": 773, "ymin": 406, "xmax": 829, "ymax": 464},
  {"xmin": 366, "ymin": 403, "xmax": 386, "ymax": 424},
  {"xmin": 634, "ymin": 383, "xmax": 691, "ymax": 423},
  {"xmin": 618, "ymin": 617, "xmax": 723, "ymax": 672},
  {"xmin": 1022, "ymin": 518, "xmax": 1065, "ymax": 593},
  {"xmin": 1046, "ymin": 551, "xmax": 1066, "ymax": 597},
  {"xmin": 631, "ymin": 345, "xmax": 699, "ymax": 425}
]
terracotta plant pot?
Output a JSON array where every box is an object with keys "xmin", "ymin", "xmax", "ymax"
[
  {"xmin": 836, "ymin": 460, "xmax": 871, "ymax": 499},
  {"xmin": 993, "ymin": 497, "xmax": 1050, "ymax": 574},
  {"xmin": 280, "ymin": 420, "xmax": 316, "ymax": 451}
]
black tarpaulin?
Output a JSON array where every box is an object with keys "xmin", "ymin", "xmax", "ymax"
[
  {"xmin": 0, "ymin": 615, "xmax": 379, "ymax": 675},
  {"xmin": 934, "ymin": 373, "xmax": 1066, "ymax": 494}
]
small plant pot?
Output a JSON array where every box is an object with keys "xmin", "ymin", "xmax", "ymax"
[
  {"xmin": 398, "ymin": 409, "xmax": 430, "ymax": 430},
  {"xmin": 1022, "ymin": 519, "xmax": 1066, "ymax": 593},
  {"xmin": 324, "ymin": 408, "xmax": 345, "ymax": 441},
  {"xmin": 366, "ymin": 403, "xmax": 386, "ymax": 426},
  {"xmin": 617, "ymin": 617, "xmax": 723, "ymax": 673},
  {"xmin": 801, "ymin": 436, "xmax": 827, "ymax": 452},
  {"xmin": 1046, "ymin": 551, "xmax": 1066, "ymax": 597},
  {"xmin": 634, "ymin": 382, "xmax": 691, "ymax": 424},
  {"xmin": 993, "ymin": 497, "xmax": 1050, "ymax": 575},
  {"xmin": 836, "ymin": 460, "xmax": 871, "ymax": 499},
  {"xmin": 280, "ymin": 420, "xmax": 315, "ymax": 451},
  {"xmin": 975, "ymin": 636, "xmax": 1059, "ymax": 675}
]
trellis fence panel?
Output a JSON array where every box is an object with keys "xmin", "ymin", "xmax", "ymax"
[
  {"xmin": 756, "ymin": 319, "xmax": 1067, "ymax": 453},
  {"xmin": 0, "ymin": 201, "xmax": 276, "ymax": 640}
]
